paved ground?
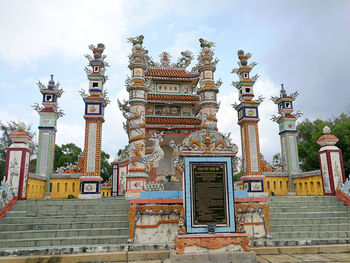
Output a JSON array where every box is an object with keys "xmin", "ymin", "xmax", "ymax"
[{"xmin": 257, "ymin": 252, "xmax": 350, "ymax": 263}]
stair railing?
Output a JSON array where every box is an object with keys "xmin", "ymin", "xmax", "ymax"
[
  {"xmin": 0, "ymin": 178, "xmax": 16, "ymax": 217},
  {"xmin": 336, "ymin": 178, "xmax": 350, "ymax": 206}
]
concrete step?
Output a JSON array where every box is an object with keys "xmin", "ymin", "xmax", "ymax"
[
  {"xmin": 0, "ymin": 235, "xmax": 129, "ymax": 248},
  {"xmin": 272, "ymin": 230, "xmax": 350, "ymax": 239},
  {"xmin": 5, "ymin": 208, "xmax": 129, "ymax": 217},
  {"xmin": 0, "ymin": 220, "xmax": 129, "ymax": 231},
  {"xmin": 268, "ymin": 200, "xmax": 341, "ymax": 207},
  {"xmin": 270, "ymin": 211, "xmax": 348, "ymax": 219},
  {"xmin": 271, "ymin": 223, "xmax": 350, "ymax": 232},
  {"xmin": 252, "ymin": 237, "xmax": 350, "ymax": 247},
  {"xmin": 12, "ymin": 203, "xmax": 130, "ymax": 211},
  {"xmin": 0, "ymin": 250, "xmax": 170, "ymax": 263},
  {"xmin": 17, "ymin": 198, "xmax": 128, "ymax": 205},
  {"xmin": 269, "ymin": 205, "xmax": 350, "ymax": 213},
  {"xmin": 268, "ymin": 196, "xmax": 337, "ymax": 202},
  {"xmin": 270, "ymin": 216, "xmax": 350, "ymax": 225},
  {"xmin": 0, "ymin": 214, "xmax": 129, "ymax": 224},
  {"xmin": 0, "ymin": 227, "xmax": 129, "ymax": 239}
]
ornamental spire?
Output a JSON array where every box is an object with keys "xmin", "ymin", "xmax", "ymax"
[{"xmin": 231, "ymin": 50, "xmax": 260, "ymax": 103}]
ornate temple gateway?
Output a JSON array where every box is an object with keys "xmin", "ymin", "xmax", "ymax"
[{"xmin": 1, "ymin": 36, "xmax": 349, "ymax": 262}]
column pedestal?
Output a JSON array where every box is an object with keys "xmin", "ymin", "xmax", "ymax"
[{"xmin": 78, "ymin": 176, "xmax": 103, "ymax": 199}]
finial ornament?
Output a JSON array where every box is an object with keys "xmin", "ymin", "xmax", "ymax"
[
  {"xmin": 199, "ymin": 38, "xmax": 215, "ymax": 48},
  {"xmin": 18, "ymin": 122, "xmax": 26, "ymax": 132},
  {"xmin": 280, "ymin": 84, "xmax": 287, "ymax": 97},
  {"xmin": 88, "ymin": 43, "xmax": 105, "ymax": 59},
  {"xmin": 323, "ymin": 126, "xmax": 331, "ymax": 134},
  {"xmin": 127, "ymin": 35, "xmax": 144, "ymax": 46}
]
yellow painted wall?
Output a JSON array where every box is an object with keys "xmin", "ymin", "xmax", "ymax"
[
  {"xmin": 101, "ymin": 188, "xmax": 112, "ymax": 197},
  {"xmin": 264, "ymin": 176, "xmax": 289, "ymax": 196},
  {"xmin": 49, "ymin": 178, "xmax": 81, "ymax": 199},
  {"xmin": 294, "ymin": 175, "xmax": 323, "ymax": 196},
  {"xmin": 27, "ymin": 178, "xmax": 45, "ymax": 200}
]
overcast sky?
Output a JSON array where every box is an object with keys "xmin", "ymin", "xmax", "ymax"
[{"xmin": 0, "ymin": 0, "xmax": 349, "ymax": 163}]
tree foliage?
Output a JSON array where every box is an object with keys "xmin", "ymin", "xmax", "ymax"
[
  {"xmin": 0, "ymin": 121, "xmax": 37, "ymax": 182},
  {"xmin": 54, "ymin": 143, "xmax": 112, "ymax": 182},
  {"xmin": 297, "ymin": 113, "xmax": 350, "ymax": 177}
]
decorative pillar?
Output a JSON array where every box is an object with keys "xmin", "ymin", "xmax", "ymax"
[
  {"xmin": 78, "ymin": 43, "xmax": 110, "ymax": 199},
  {"xmin": 271, "ymin": 84, "xmax": 301, "ymax": 192},
  {"xmin": 124, "ymin": 35, "xmax": 149, "ymax": 200},
  {"xmin": 317, "ymin": 126, "xmax": 345, "ymax": 195},
  {"xmin": 33, "ymin": 75, "xmax": 63, "ymax": 198},
  {"xmin": 232, "ymin": 50, "xmax": 265, "ymax": 194},
  {"xmin": 5, "ymin": 123, "xmax": 32, "ymax": 200},
  {"xmin": 197, "ymin": 38, "xmax": 221, "ymax": 130}
]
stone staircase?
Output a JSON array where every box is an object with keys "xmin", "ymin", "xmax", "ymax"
[
  {"xmin": 253, "ymin": 196, "xmax": 350, "ymax": 246},
  {"xmin": 0, "ymin": 198, "xmax": 130, "ymax": 251}
]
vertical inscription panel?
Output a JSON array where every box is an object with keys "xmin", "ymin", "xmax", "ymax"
[{"xmin": 191, "ymin": 163, "xmax": 227, "ymax": 226}]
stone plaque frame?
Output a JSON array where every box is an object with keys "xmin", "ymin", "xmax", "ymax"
[{"xmin": 184, "ymin": 156, "xmax": 235, "ymax": 233}]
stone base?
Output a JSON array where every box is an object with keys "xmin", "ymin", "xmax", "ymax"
[
  {"xmin": 174, "ymin": 233, "xmax": 250, "ymax": 255},
  {"xmin": 287, "ymin": 192, "xmax": 297, "ymax": 196},
  {"xmin": 247, "ymin": 192, "xmax": 269, "ymax": 198},
  {"xmin": 125, "ymin": 191, "xmax": 141, "ymax": 200},
  {"xmin": 170, "ymin": 250, "xmax": 256, "ymax": 263},
  {"xmin": 78, "ymin": 193, "xmax": 101, "ymax": 199}
]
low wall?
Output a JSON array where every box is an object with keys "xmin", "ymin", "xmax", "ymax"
[
  {"xmin": 293, "ymin": 170, "xmax": 323, "ymax": 196},
  {"xmin": 129, "ymin": 193, "xmax": 269, "ymax": 243},
  {"xmin": 27, "ymin": 174, "xmax": 45, "ymax": 200}
]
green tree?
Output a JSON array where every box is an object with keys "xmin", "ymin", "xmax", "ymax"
[
  {"xmin": 54, "ymin": 143, "xmax": 82, "ymax": 170},
  {"xmin": 54, "ymin": 143, "xmax": 112, "ymax": 182},
  {"xmin": 297, "ymin": 113, "xmax": 350, "ymax": 177},
  {"xmin": 0, "ymin": 121, "xmax": 36, "ymax": 182}
]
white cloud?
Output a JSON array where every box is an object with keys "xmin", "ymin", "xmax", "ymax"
[
  {"xmin": 56, "ymin": 123, "xmax": 85, "ymax": 149},
  {"xmin": 0, "ymin": 0, "xmax": 130, "ymax": 66}
]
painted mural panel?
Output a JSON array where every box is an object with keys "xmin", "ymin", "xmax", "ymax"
[
  {"xmin": 289, "ymin": 135, "xmax": 298, "ymax": 173},
  {"xmin": 7, "ymin": 151, "xmax": 22, "ymax": 195},
  {"xmin": 251, "ymin": 182, "xmax": 263, "ymax": 191},
  {"xmin": 155, "ymin": 105, "xmax": 181, "ymax": 116},
  {"xmin": 87, "ymin": 123, "xmax": 97, "ymax": 173},
  {"xmin": 146, "ymin": 105, "xmax": 154, "ymax": 115},
  {"xmin": 118, "ymin": 167, "xmax": 127, "ymax": 195},
  {"xmin": 39, "ymin": 133, "xmax": 49, "ymax": 175},
  {"xmin": 241, "ymin": 127, "xmax": 247, "ymax": 172},
  {"xmin": 330, "ymin": 152, "xmax": 343, "ymax": 189},
  {"xmin": 320, "ymin": 153, "xmax": 331, "ymax": 193},
  {"xmin": 22, "ymin": 152, "xmax": 30, "ymax": 198},
  {"xmin": 248, "ymin": 125, "xmax": 258, "ymax": 172},
  {"xmin": 281, "ymin": 137, "xmax": 288, "ymax": 170},
  {"xmin": 182, "ymin": 84, "xmax": 190, "ymax": 94},
  {"xmin": 84, "ymin": 183, "xmax": 97, "ymax": 193},
  {"xmin": 182, "ymin": 106, "xmax": 192, "ymax": 116},
  {"xmin": 87, "ymin": 104, "xmax": 100, "ymax": 114},
  {"xmin": 156, "ymin": 84, "xmax": 180, "ymax": 93}
]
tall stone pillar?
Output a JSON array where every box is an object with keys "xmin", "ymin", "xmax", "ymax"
[
  {"xmin": 124, "ymin": 36, "xmax": 149, "ymax": 200},
  {"xmin": 271, "ymin": 84, "xmax": 301, "ymax": 193},
  {"xmin": 33, "ymin": 75, "xmax": 63, "ymax": 199},
  {"xmin": 317, "ymin": 126, "xmax": 345, "ymax": 195},
  {"xmin": 232, "ymin": 50, "xmax": 265, "ymax": 194},
  {"xmin": 78, "ymin": 43, "xmax": 109, "ymax": 199},
  {"xmin": 197, "ymin": 38, "xmax": 221, "ymax": 130},
  {"xmin": 5, "ymin": 123, "xmax": 32, "ymax": 200}
]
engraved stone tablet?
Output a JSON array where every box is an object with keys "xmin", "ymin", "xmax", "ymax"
[{"xmin": 191, "ymin": 163, "xmax": 227, "ymax": 226}]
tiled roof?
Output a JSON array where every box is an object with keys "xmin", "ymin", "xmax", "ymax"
[
  {"xmin": 145, "ymin": 67, "xmax": 200, "ymax": 79},
  {"xmin": 147, "ymin": 94, "xmax": 199, "ymax": 101},
  {"xmin": 146, "ymin": 117, "xmax": 201, "ymax": 125},
  {"xmin": 40, "ymin": 108, "xmax": 55, "ymax": 113},
  {"xmin": 284, "ymin": 114, "xmax": 296, "ymax": 119}
]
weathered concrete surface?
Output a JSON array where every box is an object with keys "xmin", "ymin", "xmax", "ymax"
[
  {"xmin": 0, "ymin": 250, "xmax": 170, "ymax": 263},
  {"xmin": 170, "ymin": 250, "xmax": 257, "ymax": 263}
]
